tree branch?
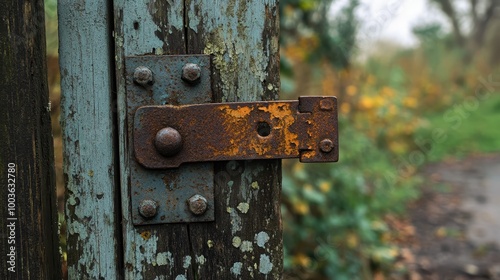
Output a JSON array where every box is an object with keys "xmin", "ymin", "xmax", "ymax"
[
  {"xmin": 433, "ymin": 0, "xmax": 465, "ymax": 45},
  {"xmin": 472, "ymin": 0, "xmax": 499, "ymax": 47}
]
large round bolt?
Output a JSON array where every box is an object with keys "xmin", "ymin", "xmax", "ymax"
[
  {"xmin": 181, "ymin": 63, "xmax": 201, "ymax": 84},
  {"xmin": 154, "ymin": 127, "xmax": 183, "ymax": 157},
  {"xmin": 319, "ymin": 139, "xmax": 334, "ymax": 153},
  {"xmin": 139, "ymin": 199, "xmax": 158, "ymax": 219},
  {"xmin": 187, "ymin": 194, "xmax": 208, "ymax": 216},
  {"xmin": 133, "ymin": 66, "xmax": 154, "ymax": 87}
]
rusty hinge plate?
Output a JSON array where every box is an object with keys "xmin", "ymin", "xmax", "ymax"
[
  {"xmin": 126, "ymin": 54, "xmax": 214, "ymax": 225},
  {"xmin": 134, "ymin": 96, "xmax": 338, "ymax": 169}
]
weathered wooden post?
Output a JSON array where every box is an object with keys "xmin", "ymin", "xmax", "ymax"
[
  {"xmin": 60, "ymin": 0, "xmax": 337, "ymax": 279},
  {"xmin": 58, "ymin": 0, "xmax": 122, "ymax": 278},
  {"xmin": 59, "ymin": 0, "xmax": 282, "ymax": 278},
  {"xmin": 0, "ymin": 0, "xmax": 61, "ymax": 279},
  {"xmin": 114, "ymin": 1, "xmax": 283, "ymax": 278}
]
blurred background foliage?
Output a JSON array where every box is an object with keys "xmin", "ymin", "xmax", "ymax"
[{"xmin": 44, "ymin": 0, "xmax": 500, "ymax": 279}]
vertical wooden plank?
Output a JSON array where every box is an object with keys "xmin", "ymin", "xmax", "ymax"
[
  {"xmin": 0, "ymin": 0, "xmax": 61, "ymax": 279},
  {"xmin": 58, "ymin": 0, "xmax": 121, "ymax": 278},
  {"xmin": 114, "ymin": 0, "xmax": 282, "ymax": 279},
  {"xmin": 113, "ymin": 2, "xmax": 195, "ymax": 279},
  {"xmin": 186, "ymin": 1, "xmax": 283, "ymax": 278}
]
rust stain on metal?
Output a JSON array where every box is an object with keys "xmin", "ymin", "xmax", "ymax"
[
  {"xmin": 257, "ymin": 103, "xmax": 299, "ymax": 156},
  {"xmin": 126, "ymin": 54, "xmax": 215, "ymax": 225},
  {"xmin": 134, "ymin": 96, "xmax": 338, "ymax": 169}
]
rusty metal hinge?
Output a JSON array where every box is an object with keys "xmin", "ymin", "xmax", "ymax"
[
  {"xmin": 126, "ymin": 54, "xmax": 338, "ymax": 226},
  {"xmin": 134, "ymin": 96, "xmax": 338, "ymax": 169}
]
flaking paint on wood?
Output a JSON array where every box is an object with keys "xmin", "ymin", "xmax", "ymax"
[
  {"xmin": 114, "ymin": 1, "xmax": 191, "ymax": 279},
  {"xmin": 187, "ymin": 1, "xmax": 282, "ymax": 278},
  {"xmin": 115, "ymin": 0, "xmax": 282, "ymax": 279},
  {"xmin": 58, "ymin": 0, "xmax": 121, "ymax": 278}
]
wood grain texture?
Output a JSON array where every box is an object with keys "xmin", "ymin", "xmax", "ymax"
[
  {"xmin": 0, "ymin": 0, "xmax": 61, "ymax": 279},
  {"xmin": 58, "ymin": 0, "xmax": 122, "ymax": 278},
  {"xmin": 187, "ymin": 1, "xmax": 283, "ymax": 278},
  {"xmin": 114, "ymin": 1, "xmax": 194, "ymax": 279},
  {"xmin": 115, "ymin": 0, "xmax": 282, "ymax": 279}
]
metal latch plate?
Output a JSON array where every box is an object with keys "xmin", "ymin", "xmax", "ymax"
[
  {"xmin": 134, "ymin": 96, "xmax": 338, "ymax": 169},
  {"xmin": 126, "ymin": 55, "xmax": 214, "ymax": 225}
]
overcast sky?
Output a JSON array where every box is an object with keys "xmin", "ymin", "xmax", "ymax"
[{"xmin": 331, "ymin": 0, "xmax": 450, "ymax": 46}]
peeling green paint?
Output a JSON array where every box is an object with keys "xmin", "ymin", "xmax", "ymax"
[
  {"xmin": 183, "ymin": 256, "xmax": 192, "ymax": 269},
  {"xmin": 67, "ymin": 196, "xmax": 77, "ymax": 206},
  {"xmin": 113, "ymin": 0, "xmax": 282, "ymax": 278},
  {"xmin": 196, "ymin": 1, "xmax": 276, "ymax": 102},
  {"xmin": 230, "ymin": 262, "xmax": 243, "ymax": 276},
  {"xmin": 229, "ymin": 208, "xmax": 242, "ymax": 234},
  {"xmin": 255, "ymin": 231, "xmax": 270, "ymax": 248},
  {"xmin": 237, "ymin": 202, "xmax": 250, "ymax": 214},
  {"xmin": 240, "ymin": 241, "xmax": 253, "ymax": 252},
  {"xmin": 247, "ymin": 265, "xmax": 255, "ymax": 278},
  {"xmin": 156, "ymin": 252, "xmax": 173, "ymax": 267},
  {"xmin": 259, "ymin": 254, "xmax": 273, "ymax": 274},
  {"xmin": 232, "ymin": 236, "xmax": 242, "ymax": 248},
  {"xmin": 59, "ymin": 0, "xmax": 120, "ymax": 278},
  {"xmin": 196, "ymin": 255, "xmax": 206, "ymax": 265}
]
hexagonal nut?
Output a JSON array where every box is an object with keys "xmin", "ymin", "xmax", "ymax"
[
  {"xmin": 319, "ymin": 99, "xmax": 334, "ymax": 111},
  {"xmin": 133, "ymin": 66, "xmax": 154, "ymax": 87},
  {"xmin": 181, "ymin": 63, "xmax": 201, "ymax": 84},
  {"xmin": 187, "ymin": 194, "xmax": 208, "ymax": 215},
  {"xmin": 138, "ymin": 199, "xmax": 158, "ymax": 219},
  {"xmin": 319, "ymin": 139, "xmax": 334, "ymax": 153}
]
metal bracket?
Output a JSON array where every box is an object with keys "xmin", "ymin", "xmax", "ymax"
[
  {"xmin": 127, "ymin": 55, "xmax": 338, "ymax": 226},
  {"xmin": 134, "ymin": 97, "xmax": 338, "ymax": 169},
  {"xmin": 126, "ymin": 55, "xmax": 214, "ymax": 225}
]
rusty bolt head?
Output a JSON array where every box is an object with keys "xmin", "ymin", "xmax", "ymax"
[
  {"xmin": 155, "ymin": 127, "xmax": 183, "ymax": 157},
  {"xmin": 319, "ymin": 139, "xmax": 334, "ymax": 153},
  {"xmin": 187, "ymin": 194, "xmax": 208, "ymax": 216},
  {"xmin": 181, "ymin": 63, "xmax": 201, "ymax": 84},
  {"xmin": 319, "ymin": 99, "xmax": 334, "ymax": 111},
  {"xmin": 133, "ymin": 66, "xmax": 154, "ymax": 87},
  {"xmin": 139, "ymin": 199, "xmax": 158, "ymax": 219}
]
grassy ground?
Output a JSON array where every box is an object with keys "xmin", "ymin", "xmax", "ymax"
[{"xmin": 416, "ymin": 93, "xmax": 500, "ymax": 162}]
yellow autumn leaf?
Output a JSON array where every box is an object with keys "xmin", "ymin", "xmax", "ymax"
[
  {"xmin": 319, "ymin": 181, "xmax": 332, "ymax": 193},
  {"xmin": 346, "ymin": 85, "xmax": 357, "ymax": 96},
  {"xmin": 359, "ymin": 96, "xmax": 375, "ymax": 110},
  {"xmin": 341, "ymin": 103, "xmax": 351, "ymax": 114},
  {"xmin": 403, "ymin": 97, "xmax": 418, "ymax": 108},
  {"xmin": 294, "ymin": 201, "xmax": 309, "ymax": 215},
  {"xmin": 380, "ymin": 86, "xmax": 395, "ymax": 98},
  {"xmin": 346, "ymin": 233, "xmax": 359, "ymax": 248},
  {"xmin": 303, "ymin": 184, "xmax": 313, "ymax": 191},
  {"xmin": 292, "ymin": 253, "xmax": 311, "ymax": 268}
]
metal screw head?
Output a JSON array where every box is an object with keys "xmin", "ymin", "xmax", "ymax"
[
  {"xmin": 139, "ymin": 199, "xmax": 158, "ymax": 219},
  {"xmin": 155, "ymin": 127, "xmax": 183, "ymax": 157},
  {"xmin": 133, "ymin": 66, "xmax": 154, "ymax": 87},
  {"xmin": 181, "ymin": 63, "xmax": 201, "ymax": 84},
  {"xmin": 319, "ymin": 99, "xmax": 333, "ymax": 111},
  {"xmin": 187, "ymin": 194, "xmax": 208, "ymax": 215},
  {"xmin": 319, "ymin": 139, "xmax": 334, "ymax": 153}
]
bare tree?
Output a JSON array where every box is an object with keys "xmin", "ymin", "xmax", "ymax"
[{"xmin": 431, "ymin": 0, "xmax": 500, "ymax": 62}]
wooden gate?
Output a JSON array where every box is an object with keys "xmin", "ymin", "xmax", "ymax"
[{"xmin": 59, "ymin": 0, "xmax": 282, "ymax": 279}]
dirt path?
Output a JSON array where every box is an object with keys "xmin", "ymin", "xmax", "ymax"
[{"xmin": 404, "ymin": 154, "xmax": 500, "ymax": 279}]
